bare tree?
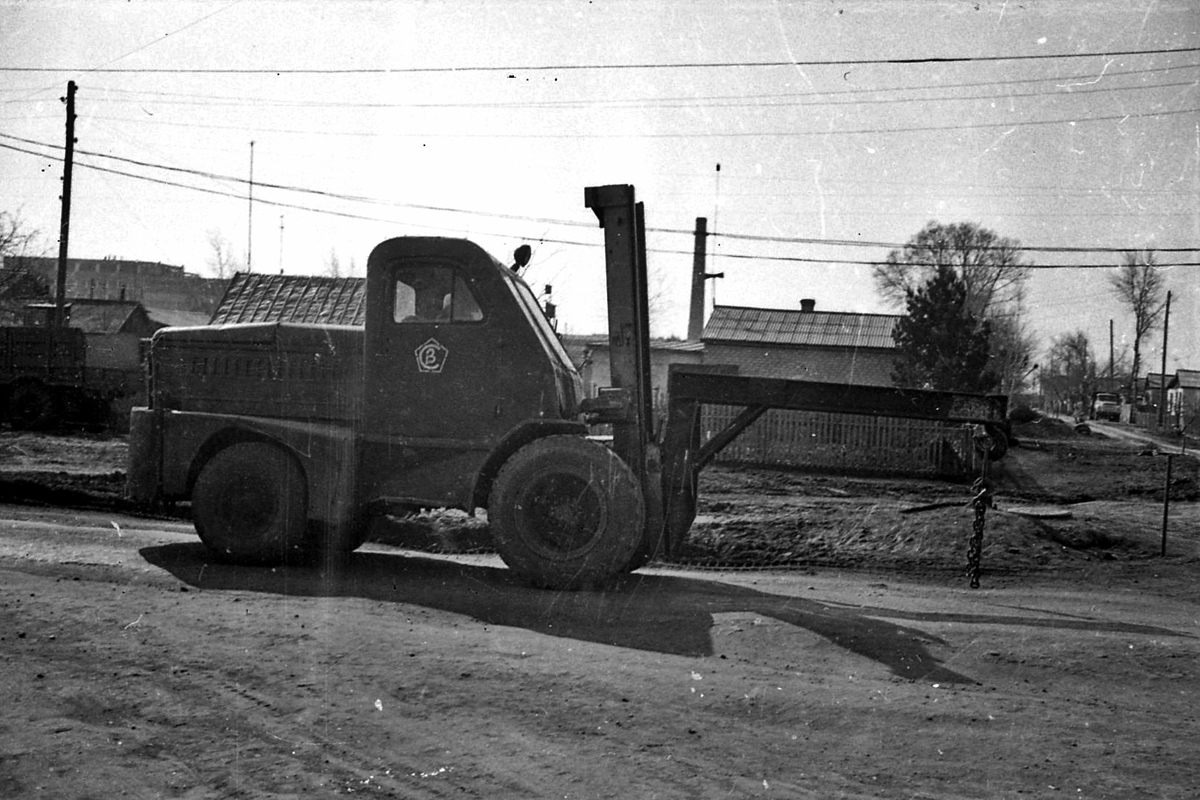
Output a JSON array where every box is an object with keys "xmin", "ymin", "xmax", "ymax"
[
  {"xmin": 875, "ymin": 220, "xmax": 1034, "ymax": 396},
  {"xmin": 0, "ymin": 210, "xmax": 48, "ymax": 306},
  {"xmin": 206, "ymin": 230, "xmax": 243, "ymax": 279},
  {"xmin": 1042, "ymin": 330, "xmax": 1096, "ymax": 416},
  {"xmin": 990, "ymin": 312, "xmax": 1040, "ymax": 400},
  {"xmin": 1109, "ymin": 249, "xmax": 1166, "ymax": 394},
  {"xmin": 323, "ymin": 248, "xmax": 342, "ymax": 278},
  {"xmin": 873, "ymin": 221, "xmax": 1030, "ymax": 317},
  {"xmin": 0, "ymin": 210, "xmax": 41, "ymax": 258}
]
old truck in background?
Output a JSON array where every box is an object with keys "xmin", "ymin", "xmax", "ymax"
[
  {"xmin": 127, "ymin": 184, "xmax": 1009, "ymax": 589},
  {"xmin": 1, "ymin": 322, "xmax": 139, "ymax": 430}
]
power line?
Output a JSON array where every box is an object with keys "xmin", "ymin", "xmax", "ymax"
[
  {"xmin": 4, "ymin": 46, "xmax": 1198, "ymax": 74},
  {"xmin": 4, "ymin": 131, "xmax": 1198, "ymax": 256},
  {"xmin": 705, "ymin": 250, "xmax": 1200, "ymax": 269},
  {"xmin": 6, "ymin": 1, "xmax": 244, "ymax": 103},
  {"xmin": 7, "ymin": 139, "xmax": 1198, "ymax": 269},
  {"xmin": 711, "ymin": 230, "xmax": 1200, "ymax": 254},
  {"xmin": 7, "ymin": 62, "xmax": 1195, "ymax": 109},
  {"xmin": 79, "ymin": 104, "xmax": 1198, "ymax": 140}
]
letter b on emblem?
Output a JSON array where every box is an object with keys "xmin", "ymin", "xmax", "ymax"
[{"xmin": 414, "ymin": 338, "xmax": 449, "ymax": 373}]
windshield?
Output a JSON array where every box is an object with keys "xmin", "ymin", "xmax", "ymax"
[{"xmin": 504, "ymin": 272, "xmax": 575, "ymax": 369}]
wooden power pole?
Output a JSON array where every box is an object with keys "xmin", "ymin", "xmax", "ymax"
[
  {"xmin": 1159, "ymin": 290, "xmax": 1171, "ymax": 428},
  {"xmin": 55, "ymin": 80, "xmax": 77, "ymax": 328},
  {"xmin": 688, "ymin": 217, "xmax": 707, "ymax": 341}
]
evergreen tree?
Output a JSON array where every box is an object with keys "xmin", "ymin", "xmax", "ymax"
[
  {"xmin": 874, "ymin": 220, "xmax": 1034, "ymax": 396},
  {"xmin": 892, "ymin": 264, "xmax": 997, "ymax": 394}
]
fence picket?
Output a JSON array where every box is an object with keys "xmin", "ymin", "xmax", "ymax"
[{"xmin": 700, "ymin": 405, "xmax": 977, "ymax": 477}]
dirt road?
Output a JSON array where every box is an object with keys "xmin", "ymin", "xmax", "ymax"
[{"xmin": 2, "ymin": 502, "xmax": 1198, "ymax": 799}]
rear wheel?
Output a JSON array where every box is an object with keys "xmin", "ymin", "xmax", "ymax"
[
  {"xmin": 489, "ymin": 436, "xmax": 644, "ymax": 590},
  {"xmin": 193, "ymin": 442, "xmax": 308, "ymax": 565},
  {"xmin": 306, "ymin": 514, "xmax": 369, "ymax": 569}
]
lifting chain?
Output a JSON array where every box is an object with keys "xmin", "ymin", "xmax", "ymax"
[{"xmin": 966, "ymin": 477, "xmax": 992, "ymax": 589}]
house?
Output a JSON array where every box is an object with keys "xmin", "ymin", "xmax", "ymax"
[
  {"xmin": 694, "ymin": 301, "xmax": 982, "ymax": 476},
  {"xmin": 1139, "ymin": 372, "xmax": 1170, "ymax": 412},
  {"xmin": 210, "ymin": 272, "xmax": 365, "ymax": 326},
  {"xmin": 21, "ymin": 299, "xmax": 161, "ymax": 373},
  {"xmin": 1168, "ymin": 369, "xmax": 1200, "ymax": 429},
  {"xmin": 574, "ymin": 337, "xmax": 705, "ymax": 411},
  {"xmin": 701, "ymin": 301, "xmax": 901, "ymax": 387}
]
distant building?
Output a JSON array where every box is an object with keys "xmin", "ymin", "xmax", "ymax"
[
  {"xmin": 1168, "ymin": 369, "xmax": 1200, "ymax": 428},
  {"xmin": 7, "ymin": 255, "xmax": 226, "ymax": 317},
  {"xmin": 17, "ymin": 298, "xmax": 204, "ymax": 371},
  {"xmin": 572, "ymin": 337, "xmax": 705, "ymax": 411},
  {"xmin": 1141, "ymin": 372, "xmax": 1169, "ymax": 409},
  {"xmin": 701, "ymin": 302, "xmax": 901, "ymax": 387}
]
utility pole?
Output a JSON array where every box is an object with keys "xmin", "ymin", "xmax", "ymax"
[
  {"xmin": 278, "ymin": 214, "xmax": 284, "ymax": 274},
  {"xmin": 1108, "ymin": 319, "xmax": 1114, "ymax": 387},
  {"xmin": 55, "ymin": 80, "xmax": 77, "ymax": 328},
  {"xmin": 688, "ymin": 218, "xmax": 707, "ymax": 341},
  {"xmin": 688, "ymin": 216, "xmax": 723, "ymax": 341},
  {"xmin": 247, "ymin": 140, "xmax": 255, "ymax": 272},
  {"xmin": 1159, "ymin": 290, "xmax": 1171, "ymax": 428}
]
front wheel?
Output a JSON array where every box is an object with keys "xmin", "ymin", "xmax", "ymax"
[
  {"xmin": 193, "ymin": 442, "xmax": 308, "ymax": 565},
  {"xmin": 489, "ymin": 436, "xmax": 645, "ymax": 590}
]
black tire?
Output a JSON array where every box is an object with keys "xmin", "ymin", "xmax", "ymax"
[
  {"xmin": 8, "ymin": 383, "xmax": 61, "ymax": 431},
  {"xmin": 305, "ymin": 515, "xmax": 369, "ymax": 569},
  {"xmin": 193, "ymin": 442, "xmax": 308, "ymax": 565},
  {"xmin": 489, "ymin": 436, "xmax": 645, "ymax": 590}
]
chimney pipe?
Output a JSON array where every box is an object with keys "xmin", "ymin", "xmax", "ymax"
[{"xmin": 800, "ymin": 298, "xmax": 815, "ymax": 312}]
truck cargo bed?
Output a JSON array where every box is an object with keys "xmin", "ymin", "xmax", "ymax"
[{"xmin": 150, "ymin": 323, "xmax": 364, "ymax": 422}]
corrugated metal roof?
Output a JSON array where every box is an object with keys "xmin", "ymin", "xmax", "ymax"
[
  {"xmin": 1176, "ymin": 369, "xmax": 1200, "ymax": 390},
  {"xmin": 702, "ymin": 305, "xmax": 899, "ymax": 349},
  {"xmin": 210, "ymin": 273, "xmax": 366, "ymax": 326}
]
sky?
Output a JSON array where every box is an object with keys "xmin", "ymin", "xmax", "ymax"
[{"xmin": 2, "ymin": 0, "xmax": 1198, "ymax": 377}]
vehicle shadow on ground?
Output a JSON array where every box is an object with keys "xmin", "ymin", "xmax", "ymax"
[{"xmin": 140, "ymin": 543, "xmax": 1184, "ymax": 686}]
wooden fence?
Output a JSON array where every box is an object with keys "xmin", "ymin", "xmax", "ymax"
[{"xmin": 700, "ymin": 405, "xmax": 983, "ymax": 478}]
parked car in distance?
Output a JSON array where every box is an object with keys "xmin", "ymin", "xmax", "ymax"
[{"xmin": 1091, "ymin": 392, "xmax": 1122, "ymax": 422}]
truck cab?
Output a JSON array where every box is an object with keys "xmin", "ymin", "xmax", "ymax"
[
  {"xmin": 1090, "ymin": 392, "xmax": 1122, "ymax": 422},
  {"xmin": 358, "ymin": 237, "xmax": 583, "ymax": 510}
]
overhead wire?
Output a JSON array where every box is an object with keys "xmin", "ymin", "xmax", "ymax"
[
  {"xmin": 4, "ymin": 45, "xmax": 1198, "ymax": 73},
  {"xmin": 5, "ymin": 62, "xmax": 1195, "ymax": 109},
  {"xmin": 3, "ymin": 137, "xmax": 1197, "ymax": 270},
  {"xmin": 3, "ymin": 130, "xmax": 1198, "ymax": 258},
  {"xmin": 74, "ymin": 102, "xmax": 1198, "ymax": 140}
]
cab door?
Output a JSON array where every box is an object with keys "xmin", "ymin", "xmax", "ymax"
[
  {"xmin": 365, "ymin": 257, "xmax": 501, "ymax": 438},
  {"xmin": 359, "ymin": 240, "xmax": 506, "ymax": 507}
]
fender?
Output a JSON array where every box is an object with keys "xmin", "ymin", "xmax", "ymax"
[
  {"xmin": 157, "ymin": 410, "xmax": 358, "ymax": 530},
  {"xmin": 470, "ymin": 418, "xmax": 589, "ymax": 510}
]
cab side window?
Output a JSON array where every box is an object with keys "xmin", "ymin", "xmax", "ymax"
[{"xmin": 393, "ymin": 266, "xmax": 483, "ymax": 323}]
